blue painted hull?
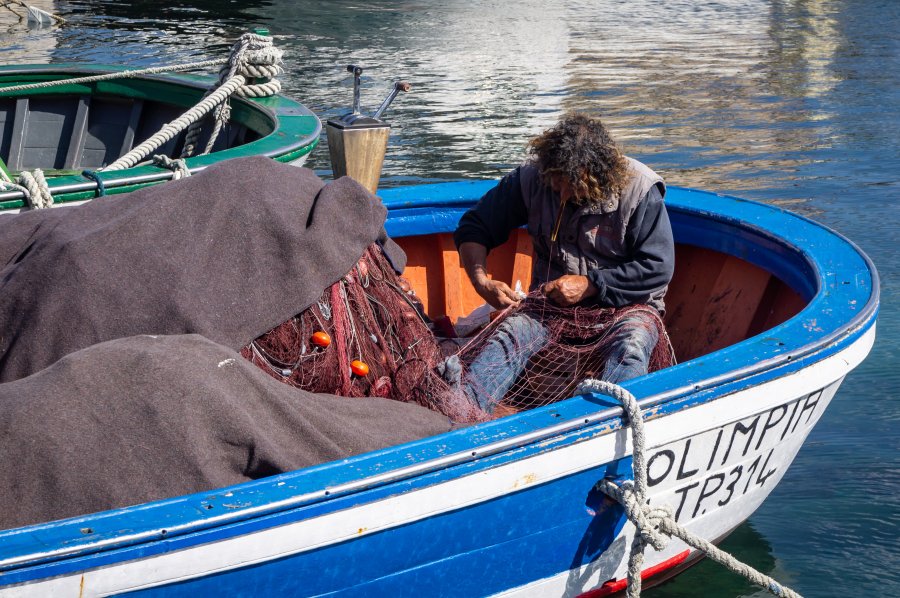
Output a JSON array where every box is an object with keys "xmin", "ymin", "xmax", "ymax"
[{"xmin": 0, "ymin": 184, "xmax": 878, "ymax": 596}]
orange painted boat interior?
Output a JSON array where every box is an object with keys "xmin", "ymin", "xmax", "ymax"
[{"xmin": 395, "ymin": 229, "xmax": 807, "ymax": 363}]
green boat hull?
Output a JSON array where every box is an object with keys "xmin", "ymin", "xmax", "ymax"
[{"xmin": 0, "ymin": 64, "xmax": 321, "ymax": 211}]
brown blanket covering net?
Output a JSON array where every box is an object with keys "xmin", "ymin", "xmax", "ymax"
[
  {"xmin": 0, "ymin": 155, "xmax": 672, "ymax": 529},
  {"xmin": 0, "ymin": 157, "xmax": 454, "ymax": 529}
]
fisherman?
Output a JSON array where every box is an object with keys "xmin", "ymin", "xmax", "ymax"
[{"xmin": 449, "ymin": 113, "xmax": 675, "ymax": 412}]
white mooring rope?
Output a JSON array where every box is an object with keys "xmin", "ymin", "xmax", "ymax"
[
  {"xmin": 0, "ymin": 169, "xmax": 53, "ymax": 209},
  {"xmin": 0, "ymin": 60, "xmax": 228, "ymax": 96},
  {"xmin": 100, "ymin": 76, "xmax": 245, "ymax": 172},
  {"xmin": 575, "ymin": 379, "xmax": 803, "ymax": 598},
  {"xmin": 181, "ymin": 32, "xmax": 283, "ymax": 158}
]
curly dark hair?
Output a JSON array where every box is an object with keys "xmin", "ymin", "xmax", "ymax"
[{"xmin": 527, "ymin": 114, "xmax": 630, "ymax": 206}]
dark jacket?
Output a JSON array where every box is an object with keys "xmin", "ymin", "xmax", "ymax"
[{"xmin": 454, "ymin": 158, "xmax": 674, "ymax": 313}]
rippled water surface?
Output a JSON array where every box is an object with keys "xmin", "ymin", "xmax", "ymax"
[{"xmin": 2, "ymin": 1, "xmax": 897, "ymax": 596}]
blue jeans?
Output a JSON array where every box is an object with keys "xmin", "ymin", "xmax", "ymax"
[{"xmin": 461, "ymin": 309, "xmax": 659, "ymax": 412}]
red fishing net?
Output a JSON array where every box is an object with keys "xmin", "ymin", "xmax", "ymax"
[
  {"xmin": 452, "ymin": 299, "xmax": 674, "ymax": 414},
  {"xmin": 241, "ymin": 245, "xmax": 485, "ymax": 422},
  {"xmin": 241, "ymin": 244, "xmax": 674, "ymax": 423}
]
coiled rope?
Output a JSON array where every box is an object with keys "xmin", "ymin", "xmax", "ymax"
[
  {"xmin": 0, "ymin": 169, "xmax": 53, "ymax": 209},
  {"xmin": 575, "ymin": 378, "xmax": 803, "ymax": 598},
  {"xmin": 181, "ymin": 32, "xmax": 283, "ymax": 158}
]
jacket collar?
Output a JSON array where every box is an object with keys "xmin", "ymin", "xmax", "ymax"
[{"xmin": 573, "ymin": 194, "xmax": 619, "ymax": 216}]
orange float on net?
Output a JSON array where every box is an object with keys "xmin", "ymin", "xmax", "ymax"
[
  {"xmin": 350, "ymin": 360, "xmax": 370, "ymax": 377},
  {"xmin": 311, "ymin": 331, "xmax": 331, "ymax": 348}
]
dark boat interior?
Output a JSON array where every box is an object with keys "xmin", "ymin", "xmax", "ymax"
[{"xmin": 0, "ymin": 89, "xmax": 266, "ymax": 173}]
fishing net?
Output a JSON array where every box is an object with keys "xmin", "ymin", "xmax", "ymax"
[
  {"xmin": 242, "ymin": 244, "xmax": 674, "ymax": 423},
  {"xmin": 449, "ymin": 298, "xmax": 674, "ymax": 414},
  {"xmin": 241, "ymin": 244, "xmax": 487, "ymax": 423}
]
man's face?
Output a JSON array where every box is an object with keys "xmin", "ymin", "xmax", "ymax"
[{"xmin": 549, "ymin": 175, "xmax": 576, "ymax": 205}]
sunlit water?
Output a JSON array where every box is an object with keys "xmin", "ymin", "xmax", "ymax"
[{"xmin": 2, "ymin": 1, "xmax": 897, "ymax": 596}]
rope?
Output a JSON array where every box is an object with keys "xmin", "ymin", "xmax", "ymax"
[
  {"xmin": 0, "ymin": 60, "xmax": 228, "ymax": 95},
  {"xmin": 17, "ymin": 169, "xmax": 53, "ymax": 209},
  {"xmin": 101, "ymin": 75, "xmax": 245, "ymax": 171},
  {"xmin": 0, "ymin": 169, "xmax": 53, "ymax": 209},
  {"xmin": 80, "ymin": 169, "xmax": 106, "ymax": 196},
  {"xmin": 181, "ymin": 32, "xmax": 283, "ymax": 157},
  {"xmin": 575, "ymin": 379, "xmax": 803, "ymax": 598},
  {"xmin": 151, "ymin": 155, "xmax": 191, "ymax": 180}
]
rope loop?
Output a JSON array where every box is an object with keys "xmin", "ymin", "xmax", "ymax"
[
  {"xmin": 15, "ymin": 169, "xmax": 54, "ymax": 209},
  {"xmin": 180, "ymin": 32, "xmax": 283, "ymax": 158},
  {"xmin": 151, "ymin": 155, "xmax": 191, "ymax": 180},
  {"xmin": 576, "ymin": 378, "xmax": 803, "ymax": 598},
  {"xmin": 81, "ymin": 169, "xmax": 106, "ymax": 196}
]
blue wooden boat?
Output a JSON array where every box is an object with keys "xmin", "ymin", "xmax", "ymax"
[{"xmin": 0, "ymin": 181, "xmax": 878, "ymax": 596}]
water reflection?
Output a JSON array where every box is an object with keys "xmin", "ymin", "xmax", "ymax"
[
  {"xmin": 2, "ymin": 0, "xmax": 849, "ymax": 205},
  {"xmin": 553, "ymin": 0, "xmax": 846, "ymax": 205},
  {"xmin": 649, "ymin": 522, "xmax": 785, "ymax": 598},
  {"xmin": 0, "ymin": 0, "xmax": 60, "ymax": 63}
]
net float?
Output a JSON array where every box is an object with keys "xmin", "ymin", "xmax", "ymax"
[
  {"xmin": 350, "ymin": 360, "xmax": 370, "ymax": 377},
  {"xmin": 311, "ymin": 331, "xmax": 331, "ymax": 348}
]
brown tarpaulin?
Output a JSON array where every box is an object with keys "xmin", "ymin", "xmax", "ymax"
[
  {"xmin": 0, "ymin": 157, "xmax": 452, "ymax": 529},
  {"xmin": 0, "ymin": 334, "xmax": 454, "ymax": 529},
  {"xmin": 0, "ymin": 156, "xmax": 405, "ymax": 382}
]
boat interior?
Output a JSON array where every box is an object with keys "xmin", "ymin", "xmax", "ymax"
[
  {"xmin": 395, "ymin": 229, "xmax": 807, "ymax": 363},
  {"xmin": 0, "ymin": 82, "xmax": 268, "ymax": 173}
]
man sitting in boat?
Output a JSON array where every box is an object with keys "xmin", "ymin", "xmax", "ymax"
[{"xmin": 447, "ymin": 113, "xmax": 675, "ymax": 413}]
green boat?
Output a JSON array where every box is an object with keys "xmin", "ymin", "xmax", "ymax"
[{"xmin": 0, "ymin": 62, "xmax": 321, "ymax": 211}]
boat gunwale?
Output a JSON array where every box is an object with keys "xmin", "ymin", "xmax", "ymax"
[
  {"xmin": 0, "ymin": 64, "xmax": 322, "ymax": 207},
  {"xmin": 0, "ymin": 184, "xmax": 879, "ymax": 578}
]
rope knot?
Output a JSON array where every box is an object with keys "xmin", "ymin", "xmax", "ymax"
[
  {"xmin": 16, "ymin": 169, "xmax": 53, "ymax": 209},
  {"xmin": 227, "ymin": 32, "xmax": 283, "ymax": 98},
  {"xmin": 151, "ymin": 155, "xmax": 191, "ymax": 180},
  {"xmin": 596, "ymin": 478, "xmax": 671, "ymax": 551}
]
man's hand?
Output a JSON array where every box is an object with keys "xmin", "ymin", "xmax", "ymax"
[
  {"xmin": 542, "ymin": 275, "xmax": 597, "ymax": 306},
  {"xmin": 476, "ymin": 279, "xmax": 521, "ymax": 310},
  {"xmin": 459, "ymin": 241, "xmax": 521, "ymax": 310}
]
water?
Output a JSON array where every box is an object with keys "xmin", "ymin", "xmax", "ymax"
[{"xmin": 2, "ymin": 1, "xmax": 898, "ymax": 595}]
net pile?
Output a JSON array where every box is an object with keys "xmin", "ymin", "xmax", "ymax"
[
  {"xmin": 241, "ymin": 244, "xmax": 489, "ymax": 423},
  {"xmin": 455, "ymin": 297, "xmax": 674, "ymax": 413},
  {"xmin": 242, "ymin": 245, "xmax": 673, "ymax": 423}
]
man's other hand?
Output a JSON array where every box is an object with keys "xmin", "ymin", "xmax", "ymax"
[
  {"xmin": 542, "ymin": 275, "xmax": 597, "ymax": 306},
  {"xmin": 476, "ymin": 279, "xmax": 521, "ymax": 310}
]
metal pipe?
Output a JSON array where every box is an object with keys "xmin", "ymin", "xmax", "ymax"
[
  {"xmin": 372, "ymin": 81, "xmax": 411, "ymax": 120},
  {"xmin": 347, "ymin": 64, "xmax": 363, "ymax": 114}
]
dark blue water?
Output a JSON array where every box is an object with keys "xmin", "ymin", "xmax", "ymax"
[{"xmin": 2, "ymin": 1, "xmax": 897, "ymax": 596}]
